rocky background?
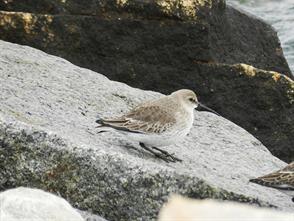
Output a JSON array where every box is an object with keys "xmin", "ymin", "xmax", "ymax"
[
  {"xmin": 0, "ymin": 0, "xmax": 294, "ymax": 220},
  {"xmin": 0, "ymin": 40, "xmax": 293, "ymax": 220},
  {"xmin": 0, "ymin": 0, "xmax": 293, "ymax": 163}
]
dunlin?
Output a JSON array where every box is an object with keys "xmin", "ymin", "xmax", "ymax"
[
  {"xmin": 250, "ymin": 162, "xmax": 294, "ymax": 202},
  {"xmin": 96, "ymin": 89, "xmax": 219, "ymax": 163}
]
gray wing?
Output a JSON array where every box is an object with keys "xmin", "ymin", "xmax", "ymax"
[{"xmin": 96, "ymin": 105, "xmax": 176, "ymax": 134}]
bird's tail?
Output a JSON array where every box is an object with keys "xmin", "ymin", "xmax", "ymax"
[
  {"xmin": 249, "ymin": 178, "xmax": 262, "ymax": 184},
  {"xmin": 95, "ymin": 117, "xmax": 104, "ymax": 126},
  {"xmin": 95, "ymin": 116, "xmax": 143, "ymax": 134},
  {"xmin": 95, "ymin": 117, "xmax": 111, "ymax": 133}
]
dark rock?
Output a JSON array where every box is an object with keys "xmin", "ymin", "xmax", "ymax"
[
  {"xmin": 0, "ymin": 0, "xmax": 225, "ymax": 19},
  {"xmin": 0, "ymin": 40, "xmax": 294, "ymax": 220},
  {"xmin": 144, "ymin": 62, "xmax": 294, "ymax": 163},
  {"xmin": 0, "ymin": 1, "xmax": 290, "ymax": 75},
  {"xmin": 209, "ymin": 5, "xmax": 291, "ymax": 75},
  {"xmin": 0, "ymin": 0, "xmax": 293, "ymax": 163}
]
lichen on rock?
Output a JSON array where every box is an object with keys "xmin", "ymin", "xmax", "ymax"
[{"xmin": 0, "ymin": 40, "xmax": 293, "ymax": 220}]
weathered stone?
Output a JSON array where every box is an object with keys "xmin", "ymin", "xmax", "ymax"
[
  {"xmin": 0, "ymin": 41, "xmax": 293, "ymax": 220},
  {"xmin": 0, "ymin": 1, "xmax": 289, "ymax": 75},
  {"xmin": 0, "ymin": 187, "xmax": 84, "ymax": 221},
  {"xmin": 0, "ymin": 0, "xmax": 293, "ymax": 163},
  {"xmin": 0, "ymin": 0, "xmax": 224, "ymax": 20},
  {"xmin": 147, "ymin": 62, "xmax": 294, "ymax": 163},
  {"xmin": 78, "ymin": 210, "xmax": 109, "ymax": 221},
  {"xmin": 0, "ymin": 187, "xmax": 107, "ymax": 221}
]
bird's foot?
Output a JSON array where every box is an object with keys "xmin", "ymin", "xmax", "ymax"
[
  {"xmin": 151, "ymin": 146, "xmax": 182, "ymax": 162},
  {"xmin": 139, "ymin": 143, "xmax": 182, "ymax": 163}
]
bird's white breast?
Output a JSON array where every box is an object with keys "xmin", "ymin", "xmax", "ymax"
[{"xmin": 126, "ymin": 108, "xmax": 194, "ymax": 147}]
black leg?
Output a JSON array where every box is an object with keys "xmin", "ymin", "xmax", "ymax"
[
  {"xmin": 139, "ymin": 143, "xmax": 182, "ymax": 163},
  {"xmin": 151, "ymin": 146, "xmax": 182, "ymax": 162},
  {"xmin": 139, "ymin": 142, "xmax": 170, "ymax": 162},
  {"xmin": 292, "ymin": 197, "xmax": 294, "ymax": 203}
]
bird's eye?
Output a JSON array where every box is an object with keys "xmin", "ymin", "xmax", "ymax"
[{"xmin": 189, "ymin": 98, "xmax": 195, "ymax": 103}]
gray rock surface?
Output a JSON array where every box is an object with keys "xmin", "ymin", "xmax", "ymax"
[
  {"xmin": 78, "ymin": 210, "xmax": 109, "ymax": 221},
  {"xmin": 0, "ymin": 0, "xmax": 293, "ymax": 163},
  {"xmin": 0, "ymin": 40, "xmax": 293, "ymax": 220},
  {"xmin": 0, "ymin": 187, "xmax": 84, "ymax": 221}
]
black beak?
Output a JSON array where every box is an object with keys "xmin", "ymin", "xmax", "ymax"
[{"xmin": 196, "ymin": 102, "xmax": 220, "ymax": 116}]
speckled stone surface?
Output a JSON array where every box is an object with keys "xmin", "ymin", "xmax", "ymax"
[
  {"xmin": 0, "ymin": 0, "xmax": 293, "ymax": 164},
  {"xmin": 78, "ymin": 209, "xmax": 108, "ymax": 221},
  {"xmin": 0, "ymin": 40, "xmax": 293, "ymax": 220}
]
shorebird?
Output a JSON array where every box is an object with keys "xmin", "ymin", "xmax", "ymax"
[
  {"xmin": 96, "ymin": 89, "xmax": 219, "ymax": 163},
  {"xmin": 250, "ymin": 162, "xmax": 294, "ymax": 202}
]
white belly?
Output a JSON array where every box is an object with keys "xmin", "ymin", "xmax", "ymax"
[
  {"xmin": 120, "ymin": 109, "xmax": 194, "ymax": 147},
  {"xmin": 125, "ymin": 123, "xmax": 192, "ymax": 147}
]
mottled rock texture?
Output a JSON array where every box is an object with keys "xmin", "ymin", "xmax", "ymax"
[
  {"xmin": 0, "ymin": 187, "xmax": 107, "ymax": 221},
  {"xmin": 0, "ymin": 40, "xmax": 293, "ymax": 220},
  {"xmin": 0, "ymin": 0, "xmax": 290, "ymax": 75},
  {"xmin": 0, "ymin": 0, "xmax": 293, "ymax": 163},
  {"xmin": 0, "ymin": 187, "xmax": 84, "ymax": 221}
]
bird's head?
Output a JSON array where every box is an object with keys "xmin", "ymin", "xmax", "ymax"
[
  {"xmin": 171, "ymin": 89, "xmax": 220, "ymax": 116},
  {"xmin": 171, "ymin": 89, "xmax": 199, "ymax": 110}
]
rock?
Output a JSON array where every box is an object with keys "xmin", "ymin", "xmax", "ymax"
[
  {"xmin": 0, "ymin": 40, "xmax": 293, "ymax": 220},
  {"xmin": 0, "ymin": 186, "xmax": 107, "ymax": 221},
  {"xmin": 158, "ymin": 195, "xmax": 294, "ymax": 221},
  {"xmin": 0, "ymin": 0, "xmax": 290, "ymax": 76},
  {"xmin": 0, "ymin": 0, "xmax": 293, "ymax": 163},
  {"xmin": 161, "ymin": 63, "xmax": 294, "ymax": 163},
  {"xmin": 0, "ymin": 187, "xmax": 84, "ymax": 221},
  {"xmin": 0, "ymin": 0, "xmax": 224, "ymax": 19},
  {"xmin": 78, "ymin": 210, "xmax": 109, "ymax": 221}
]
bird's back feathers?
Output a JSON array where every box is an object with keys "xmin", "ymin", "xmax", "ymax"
[
  {"xmin": 250, "ymin": 162, "xmax": 294, "ymax": 191},
  {"xmin": 95, "ymin": 97, "xmax": 180, "ymax": 134}
]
